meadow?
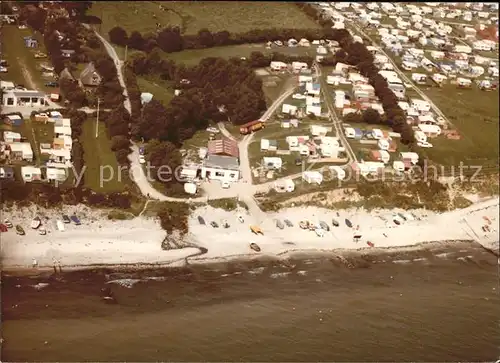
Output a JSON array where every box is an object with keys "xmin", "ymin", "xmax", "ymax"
[{"xmin": 89, "ymin": 1, "xmax": 319, "ymax": 37}]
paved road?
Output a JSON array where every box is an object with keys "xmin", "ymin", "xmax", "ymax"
[
  {"xmin": 239, "ymin": 87, "xmax": 296, "ymax": 185},
  {"xmin": 349, "ymin": 22, "xmax": 454, "ymax": 128}
]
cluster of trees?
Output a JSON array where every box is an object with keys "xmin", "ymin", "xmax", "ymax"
[
  {"xmin": 131, "ymin": 53, "xmax": 266, "ymax": 135},
  {"xmin": 297, "ymin": 5, "xmax": 416, "ymax": 145},
  {"xmin": 109, "ymin": 25, "xmax": 340, "ymax": 54},
  {"xmin": 127, "ymin": 53, "xmax": 266, "ymax": 192}
]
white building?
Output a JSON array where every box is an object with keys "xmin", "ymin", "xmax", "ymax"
[
  {"xmin": 262, "ymin": 157, "xmax": 282, "ymax": 170},
  {"xmin": 302, "ymin": 171, "xmax": 323, "ymax": 185},
  {"xmin": 46, "ymin": 168, "xmax": 67, "ymax": 182},
  {"xmin": 201, "ymin": 155, "xmax": 240, "ymax": 182},
  {"xmin": 282, "ymin": 103, "xmax": 297, "ymax": 115},
  {"xmin": 2, "ymin": 89, "xmax": 46, "ymax": 107},
  {"xmin": 270, "ymin": 61, "xmax": 288, "ymax": 71},
  {"xmin": 21, "ymin": 166, "xmax": 42, "ymax": 182},
  {"xmin": 9, "ymin": 142, "xmax": 33, "ymax": 161}
]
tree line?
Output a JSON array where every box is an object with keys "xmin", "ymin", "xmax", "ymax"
[
  {"xmin": 297, "ymin": 4, "xmax": 416, "ymax": 146},
  {"xmin": 109, "ymin": 25, "xmax": 340, "ymax": 54}
]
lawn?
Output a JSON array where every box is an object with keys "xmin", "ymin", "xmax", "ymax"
[
  {"xmin": 89, "ymin": 1, "xmax": 319, "ymax": 36},
  {"xmin": 420, "ymin": 84, "xmax": 499, "ymax": 167},
  {"xmin": 1, "ymin": 25, "xmax": 57, "ymax": 93},
  {"xmin": 81, "ymin": 119, "xmax": 126, "ymax": 193},
  {"xmin": 136, "ymin": 75, "xmax": 175, "ymax": 107}
]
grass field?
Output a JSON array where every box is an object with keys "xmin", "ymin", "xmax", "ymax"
[
  {"xmin": 89, "ymin": 1, "xmax": 319, "ymax": 37},
  {"xmin": 81, "ymin": 119, "xmax": 126, "ymax": 193},
  {"xmin": 136, "ymin": 75, "xmax": 175, "ymax": 107},
  {"xmin": 421, "ymin": 85, "xmax": 499, "ymax": 167},
  {"xmin": 1, "ymin": 25, "xmax": 57, "ymax": 93}
]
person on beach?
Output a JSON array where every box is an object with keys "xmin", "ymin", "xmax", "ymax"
[{"xmin": 32, "ymin": 258, "xmax": 38, "ymax": 268}]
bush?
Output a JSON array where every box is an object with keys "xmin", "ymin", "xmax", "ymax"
[{"xmin": 109, "ymin": 26, "xmax": 128, "ymax": 47}]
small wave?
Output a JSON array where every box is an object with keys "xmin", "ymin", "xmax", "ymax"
[
  {"xmin": 297, "ymin": 270, "xmax": 307, "ymax": 276},
  {"xmin": 248, "ymin": 267, "xmax": 265, "ymax": 275},
  {"xmin": 31, "ymin": 283, "xmax": 49, "ymax": 290},
  {"xmin": 392, "ymin": 260, "xmax": 412, "ymax": 264},
  {"xmin": 457, "ymin": 256, "xmax": 474, "ymax": 263},
  {"xmin": 435, "ymin": 252, "xmax": 452, "ymax": 258},
  {"xmin": 412, "ymin": 258, "xmax": 427, "ymax": 262},
  {"xmin": 270, "ymin": 272, "xmax": 291, "ymax": 279},
  {"xmin": 107, "ymin": 279, "xmax": 141, "ymax": 288}
]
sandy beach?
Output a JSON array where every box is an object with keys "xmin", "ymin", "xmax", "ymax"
[{"xmin": 1, "ymin": 197, "xmax": 499, "ymax": 270}]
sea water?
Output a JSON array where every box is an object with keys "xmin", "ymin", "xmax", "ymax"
[{"xmin": 2, "ymin": 240, "xmax": 499, "ymax": 362}]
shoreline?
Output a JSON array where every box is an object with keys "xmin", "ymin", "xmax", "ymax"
[
  {"xmin": 1, "ymin": 198, "xmax": 499, "ymax": 275},
  {"xmin": 1, "ymin": 239, "xmax": 493, "ymax": 277}
]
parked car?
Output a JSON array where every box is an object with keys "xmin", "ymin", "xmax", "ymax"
[
  {"xmin": 45, "ymin": 81, "xmax": 58, "ymax": 87},
  {"xmin": 210, "ymin": 221, "xmax": 219, "ymax": 228},
  {"xmin": 34, "ymin": 52, "xmax": 47, "ymax": 58}
]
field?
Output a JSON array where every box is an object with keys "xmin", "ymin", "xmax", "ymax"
[
  {"xmin": 81, "ymin": 119, "xmax": 126, "ymax": 193},
  {"xmin": 1, "ymin": 25, "xmax": 58, "ymax": 93},
  {"xmin": 420, "ymin": 85, "xmax": 499, "ymax": 167},
  {"xmin": 89, "ymin": 1, "xmax": 319, "ymax": 37},
  {"xmin": 136, "ymin": 76, "xmax": 175, "ymax": 107}
]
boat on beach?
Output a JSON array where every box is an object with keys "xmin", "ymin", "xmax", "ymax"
[
  {"xmin": 250, "ymin": 242, "xmax": 261, "ymax": 252},
  {"xmin": 250, "ymin": 225, "xmax": 263, "ymax": 235},
  {"xmin": 393, "ymin": 217, "xmax": 401, "ymax": 225},
  {"xmin": 367, "ymin": 241, "xmax": 375, "ymax": 247},
  {"xmin": 197, "ymin": 216, "xmax": 206, "ymax": 225},
  {"xmin": 315, "ymin": 228, "xmax": 325, "ymax": 237},
  {"xmin": 345, "ymin": 219, "xmax": 352, "ymax": 228},
  {"xmin": 62, "ymin": 215, "xmax": 71, "ymax": 224},
  {"xmin": 15, "ymin": 225, "xmax": 25, "ymax": 235},
  {"xmin": 319, "ymin": 221, "xmax": 330, "ymax": 231},
  {"xmin": 275, "ymin": 219, "xmax": 284, "ymax": 229},
  {"xmin": 31, "ymin": 217, "xmax": 41, "ymax": 229},
  {"xmin": 56, "ymin": 220, "xmax": 65, "ymax": 231},
  {"xmin": 4, "ymin": 219, "xmax": 13, "ymax": 228},
  {"xmin": 70, "ymin": 215, "xmax": 81, "ymax": 225},
  {"xmin": 332, "ymin": 218, "xmax": 339, "ymax": 227},
  {"xmin": 0, "ymin": 224, "xmax": 8, "ymax": 232},
  {"xmin": 38, "ymin": 226, "xmax": 46, "ymax": 235},
  {"xmin": 284, "ymin": 219, "xmax": 293, "ymax": 227},
  {"xmin": 299, "ymin": 221, "xmax": 309, "ymax": 229},
  {"xmin": 222, "ymin": 219, "xmax": 230, "ymax": 228}
]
